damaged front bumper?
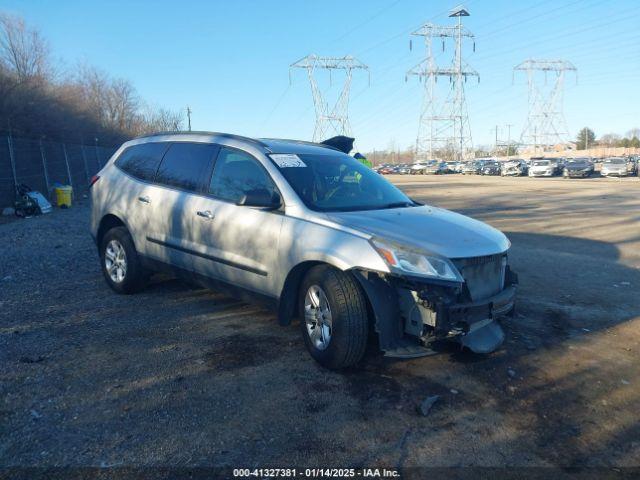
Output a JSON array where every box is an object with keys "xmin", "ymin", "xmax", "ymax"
[{"xmin": 352, "ymin": 266, "xmax": 518, "ymax": 358}]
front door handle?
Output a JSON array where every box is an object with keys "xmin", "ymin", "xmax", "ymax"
[
  {"xmin": 196, "ymin": 210, "xmax": 215, "ymax": 220},
  {"xmin": 138, "ymin": 195, "xmax": 151, "ymax": 204}
]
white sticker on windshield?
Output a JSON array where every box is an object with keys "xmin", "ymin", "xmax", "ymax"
[{"xmin": 270, "ymin": 154, "xmax": 306, "ymax": 168}]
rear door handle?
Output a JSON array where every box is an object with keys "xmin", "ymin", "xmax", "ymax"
[
  {"xmin": 138, "ymin": 195, "xmax": 151, "ymax": 204},
  {"xmin": 196, "ymin": 210, "xmax": 214, "ymax": 220}
]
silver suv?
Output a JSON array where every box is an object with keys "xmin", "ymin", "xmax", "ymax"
[{"xmin": 90, "ymin": 132, "xmax": 517, "ymax": 369}]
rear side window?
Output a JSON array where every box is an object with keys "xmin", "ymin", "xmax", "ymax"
[
  {"xmin": 155, "ymin": 143, "xmax": 218, "ymax": 192},
  {"xmin": 115, "ymin": 142, "xmax": 167, "ymax": 181},
  {"xmin": 209, "ymin": 147, "xmax": 277, "ymax": 203}
]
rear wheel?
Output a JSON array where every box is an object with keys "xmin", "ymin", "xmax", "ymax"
[
  {"xmin": 299, "ymin": 266, "xmax": 368, "ymax": 369},
  {"xmin": 100, "ymin": 226, "xmax": 147, "ymax": 294}
]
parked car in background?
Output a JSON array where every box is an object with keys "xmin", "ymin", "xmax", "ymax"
[
  {"xmin": 528, "ymin": 159, "xmax": 558, "ymax": 177},
  {"xmin": 377, "ymin": 166, "xmax": 395, "ymax": 175},
  {"xmin": 397, "ymin": 165, "xmax": 412, "ymax": 175},
  {"xmin": 563, "ymin": 158, "xmax": 594, "ymax": 178},
  {"xmin": 446, "ymin": 161, "xmax": 462, "ymax": 173},
  {"xmin": 501, "ymin": 159, "xmax": 528, "ymax": 176},
  {"xmin": 480, "ymin": 160, "xmax": 501, "ymax": 176},
  {"xmin": 410, "ymin": 162, "xmax": 430, "ymax": 174},
  {"xmin": 90, "ymin": 131, "xmax": 518, "ymax": 368},
  {"xmin": 462, "ymin": 161, "xmax": 482, "ymax": 174},
  {"xmin": 425, "ymin": 161, "xmax": 450, "ymax": 174},
  {"xmin": 601, "ymin": 157, "xmax": 631, "ymax": 177}
]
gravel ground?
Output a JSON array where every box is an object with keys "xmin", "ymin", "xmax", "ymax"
[{"xmin": 1, "ymin": 175, "xmax": 639, "ymax": 475}]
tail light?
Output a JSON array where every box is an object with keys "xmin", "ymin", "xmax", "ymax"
[{"xmin": 89, "ymin": 175, "xmax": 100, "ymax": 188}]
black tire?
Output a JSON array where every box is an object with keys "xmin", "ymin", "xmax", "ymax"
[
  {"xmin": 299, "ymin": 265, "xmax": 368, "ymax": 369},
  {"xmin": 100, "ymin": 226, "xmax": 147, "ymax": 294}
]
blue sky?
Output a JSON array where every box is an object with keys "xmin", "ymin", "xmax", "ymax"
[{"xmin": 2, "ymin": 0, "xmax": 639, "ymax": 150}]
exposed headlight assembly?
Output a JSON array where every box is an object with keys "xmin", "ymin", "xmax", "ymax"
[{"xmin": 371, "ymin": 239, "xmax": 463, "ymax": 282}]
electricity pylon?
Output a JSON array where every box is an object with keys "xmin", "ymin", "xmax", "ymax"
[
  {"xmin": 513, "ymin": 59, "xmax": 577, "ymax": 151},
  {"xmin": 290, "ymin": 54, "xmax": 369, "ymax": 142},
  {"xmin": 407, "ymin": 6, "xmax": 478, "ymax": 161}
]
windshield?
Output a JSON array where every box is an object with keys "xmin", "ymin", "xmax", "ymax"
[
  {"xmin": 604, "ymin": 158, "xmax": 625, "ymax": 164},
  {"xmin": 533, "ymin": 160, "xmax": 549, "ymax": 166},
  {"xmin": 273, "ymin": 152, "xmax": 414, "ymax": 212}
]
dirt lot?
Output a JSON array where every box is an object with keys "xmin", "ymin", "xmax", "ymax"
[{"xmin": 1, "ymin": 174, "xmax": 639, "ymax": 474}]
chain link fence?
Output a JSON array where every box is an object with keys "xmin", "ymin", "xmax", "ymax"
[{"xmin": 0, "ymin": 135, "xmax": 119, "ymax": 208}]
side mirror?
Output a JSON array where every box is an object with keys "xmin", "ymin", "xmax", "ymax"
[{"xmin": 237, "ymin": 189, "xmax": 281, "ymax": 210}]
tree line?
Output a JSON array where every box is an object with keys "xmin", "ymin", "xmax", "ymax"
[
  {"xmin": 576, "ymin": 127, "xmax": 640, "ymax": 150},
  {"xmin": 0, "ymin": 12, "xmax": 183, "ymax": 146}
]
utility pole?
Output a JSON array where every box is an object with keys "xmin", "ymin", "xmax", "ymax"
[
  {"xmin": 186, "ymin": 106, "xmax": 192, "ymax": 132},
  {"xmin": 407, "ymin": 6, "xmax": 478, "ymax": 162},
  {"xmin": 493, "ymin": 125, "xmax": 499, "ymax": 156},
  {"xmin": 94, "ymin": 137, "xmax": 100, "ymax": 168},
  {"xmin": 584, "ymin": 128, "xmax": 589, "ymax": 150},
  {"xmin": 506, "ymin": 123, "xmax": 513, "ymax": 158},
  {"xmin": 290, "ymin": 55, "xmax": 369, "ymax": 142}
]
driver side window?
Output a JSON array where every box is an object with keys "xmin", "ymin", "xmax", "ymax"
[{"xmin": 209, "ymin": 147, "xmax": 277, "ymax": 203}]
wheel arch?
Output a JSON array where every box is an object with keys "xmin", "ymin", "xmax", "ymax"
[
  {"xmin": 277, "ymin": 261, "xmax": 325, "ymax": 326},
  {"xmin": 97, "ymin": 214, "xmax": 128, "ymax": 249},
  {"xmin": 277, "ymin": 260, "xmax": 375, "ymax": 327}
]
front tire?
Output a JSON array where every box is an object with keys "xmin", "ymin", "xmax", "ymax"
[
  {"xmin": 100, "ymin": 226, "xmax": 147, "ymax": 294},
  {"xmin": 299, "ymin": 266, "xmax": 368, "ymax": 369}
]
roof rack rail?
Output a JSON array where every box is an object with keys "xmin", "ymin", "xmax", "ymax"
[
  {"xmin": 259, "ymin": 138, "xmax": 342, "ymax": 152},
  {"xmin": 133, "ymin": 131, "xmax": 269, "ymax": 148}
]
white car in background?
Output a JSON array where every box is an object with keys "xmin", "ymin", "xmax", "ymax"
[
  {"xmin": 600, "ymin": 157, "xmax": 631, "ymax": 177},
  {"xmin": 529, "ymin": 159, "xmax": 557, "ymax": 177},
  {"xmin": 410, "ymin": 161, "xmax": 434, "ymax": 174}
]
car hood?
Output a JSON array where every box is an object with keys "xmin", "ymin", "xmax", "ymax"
[
  {"xmin": 602, "ymin": 164, "xmax": 626, "ymax": 170},
  {"xmin": 566, "ymin": 164, "xmax": 590, "ymax": 170},
  {"xmin": 326, "ymin": 205, "xmax": 510, "ymax": 259}
]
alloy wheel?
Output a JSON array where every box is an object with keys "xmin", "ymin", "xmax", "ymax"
[
  {"xmin": 105, "ymin": 239, "xmax": 127, "ymax": 283},
  {"xmin": 304, "ymin": 285, "xmax": 333, "ymax": 350}
]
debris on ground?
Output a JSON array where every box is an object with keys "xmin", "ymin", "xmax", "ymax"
[
  {"xmin": 19, "ymin": 356, "xmax": 45, "ymax": 364},
  {"xmin": 507, "ymin": 368, "xmax": 517, "ymax": 378},
  {"xmin": 417, "ymin": 395, "xmax": 440, "ymax": 416}
]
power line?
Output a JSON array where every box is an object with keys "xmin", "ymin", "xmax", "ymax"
[{"xmin": 329, "ymin": 0, "xmax": 403, "ymax": 46}]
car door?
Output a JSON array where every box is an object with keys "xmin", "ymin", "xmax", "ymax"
[
  {"xmin": 111, "ymin": 142, "xmax": 169, "ymax": 259},
  {"xmin": 144, "ymin": 142, "xmax": 219, "ymax": 271},
  {"xmin": 188, "ymin": 146, "xmax": 283, "ymax": 296}
]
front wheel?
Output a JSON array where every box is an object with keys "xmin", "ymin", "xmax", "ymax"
[
  {"xmin": 100, "ymin": 226, "xmax": 147, "ymax": 294},
  {"xmin": 299, "ymin": 266, "xmax": 368, "ymax": 369}
]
